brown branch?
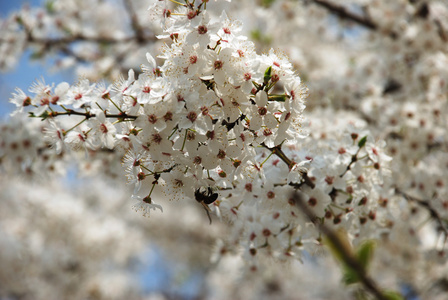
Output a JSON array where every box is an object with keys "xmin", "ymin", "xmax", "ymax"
[
  {"xmin": 395, "ymin": 188, "xmax": 448, "ymax": 242},
  {"xmin": 0, "ymin": 29, "xmax": 155, "ymax": 46},
  {"xmin": 4, "ymin": 12, "xmax": 156, "ymax": 46},
  {"xmin": 27, "ymin": 34, "xmax": 149, "ymax": 45},
  {"xmin": 59, "ymin": 46, "xmax": 89, "ymax": 64},
  {"xmin": 313, "ymin": 0, "xmax": 448, "ymax": 43},
  {"xmin": 434, "ymin": 19, "xmax": 448, "ymax": 43},
  {"xmin": 0, "ymin": 14, "xmax": 156, "ymax": 76},
  {"xmin": 292, "ymin": 191, "xmax": 391, "ymax": 300},
  {"xmin": 339, "ymin": 147, "xmax": 363, "ymax": 178},
  {"xmin": 311, "ymin": 0, "xmax": 397, "ymax": 39},
  {"xmin": 47, "ymin": 109, "xmax": 138, "ymax": 120},
  {"xmin": 261, "ymin": 143, "xmax": 315, "ymax": 189},
  {"xmin": 312, "ymin": 0, "xmax": 377, "ymax": 30},
  {"xmin": 123, "ymin": 0, "xmax": 146, "ymax": 43}
]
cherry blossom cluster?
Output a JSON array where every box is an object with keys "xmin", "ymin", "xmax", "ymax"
[
  {"xmin": 0, "ymin": 115, "xmax": 67, "ymax": 178},
  {"xmin": 0, "ymin": 113, "xmax": 129, "ymax": 180},
  {"xmin": 0, "ymin": 176, "xmax": 147, "ymax": 300},
  {"xmin": 239, "ymin": 0, "xmax": 448, "ymax": 257},
  {"xmin": 8, "ymin": 0, "xmax": 396, "ymax": 272},
  {"xmin": 211, "ymin": 109, "xmax": 394, "ymax": 269}
]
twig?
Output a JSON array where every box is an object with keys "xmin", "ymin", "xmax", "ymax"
[
  {"xmin": 292, "ymin": 191, "xmax": 390, "ymax": 300},
  {"xmin": 261, "ymin": 143, "xmax": 315, "ymax": 189},
  {"xmin": 59, "ymin": 46, "xmax": 89, "ymax": 64},
  {"xmin": 312, "ymin": 0, "xmax": 377, "ymax": 30},
  {"xmin": 123, "ymin": 0, "xmax": 145, "ymax": 43},
  {"xmin": 395, "ymin": 188, "xmax": 448, "ymax": 243},
  {"xmin": 46, "ymin": 110, "xmax": 138, "ymax": 120},
  {"xmin": 311, "ymin": 0, "xmax": 398, "ymax": 39}
]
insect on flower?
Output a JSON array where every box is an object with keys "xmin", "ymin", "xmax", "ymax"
[{"xmin": 195, "ymin": 187, "xmax": 218, "ymax": 224}]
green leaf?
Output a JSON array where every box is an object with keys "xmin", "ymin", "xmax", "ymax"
[
  {"xmin": 252, "ymin": 81, "xmax": 260, "ymax": 90},
  {"xmin": 249, "ymin": 29, "xmax": 272, "ymax": 45},
  {"xmin": 356, "ymin": 241, "xmax": 376, "ymax": 270},
  {"xmin": 263, "ymin": 66, "xmax": 272, "ymax": 84},
  {"xmin": 30, "ymin": 51, "xmax": 44, "ymax": 60},
  {"xmin": 250, "ymin": 29, "xmax": 262, "ymax": 42},
  {"xmin": 261, "ymin": 0, "xmax": 276, "ymax": 8},
  {"xmin": 353, "ymin": 289, "xmax": 369, "ymax": 300},
  {"xmin": 268, "ymin": 94, "xmax": 287, "ymax": 102},
  {"xmin": 358, "ymin": 136, "xmax": 367, "ymax": 148},
  {"xmin": 45, "ymin": 0, "xmax": 55, "ymax": 13},
  {"xmin": 15, "ymin": 16, "xmax": 24, "ymax": 26},
  {"xmin": 383, "ymin": 290, "xmax": 404, "ymax": 300},
  {"xmin": 342, "ymin": 267, "xmax": 359, "ymax": 285},
  {"xmin": 39, "ymin": 111, "xmax": 50, "ymax": 120},
  {"xmin": 342, "ymin": 241, "xmax": 376, "ymax": 285}
]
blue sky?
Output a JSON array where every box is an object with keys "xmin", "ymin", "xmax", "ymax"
[{"xmin": 0, "ymin": 0, "xmax": 74, "ymax": 118}]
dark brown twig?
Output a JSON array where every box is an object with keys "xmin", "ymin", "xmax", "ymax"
[
  {"xmin": 261, "ymin": 143, "xmax": 315, "ymax": 189},
  {"xmin": 311, "ymin": 0, "xmax": 398, "ymax": 39},
  {"xmin": 395, "ymin": 188, "xmax": 448, "ymax": 243},
  {"xmin": 312, "ymin": 0, "xmax": 377, "ymax": 30},
  {"xmin": 46, "ymin": 110, "xmax": 138, "ymax": 120}
]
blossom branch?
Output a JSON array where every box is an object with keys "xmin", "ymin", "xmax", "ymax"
[
  {"xmin": 261, "ymin": 143, "xmax": 315, "ymax": 189},
  {"xmin": 312, "ymin": 0, "xmax": 378, "ymax": 30},
  {"xmin": 395, "ymin": 188, "xmax": 448, "ymax": 244},
  {"xmin": 6, "ymin": 16, "xmax": 155, "ymax": 48},
  {"xmin": 0, "ymin": 13, "xmax": 157, "ymax": 76},
  {"xmin": 59, "ymin": 45, "xmax": 89, "ymax": 64},
  {"xmin": 311, "ymin": 0, "xmax": 400, "ymax": 39},
  {"xmin": 292, "ymin": 191, "xmax": 393, "ymax": 300},
  {"xmin": 123, "ymin": 0, "xmax": 146, "ymax": 43},
  {"xmin": 40, "ymin": 109, "xmax": 138, "ymax": 121},
  {"xmin": 18, "ymin": 33, "xmax": 155, "ymax": 46},
  {"xmin": 340, "ymin": 136, "xmax": 367, "ymax": 177}
]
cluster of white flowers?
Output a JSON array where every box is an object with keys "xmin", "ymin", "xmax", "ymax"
[
  {"xmin": 5, "ymin": 0, "xmax": 448, "ymax": 298},
  {"xmin": 0, "ymin": 176, "xmax": 147, "ymax": 300},
  {"xmin": 244, "ymin": 2, "xmax": 448, "ymax": 297},
  {"xmin": 0, "ymin": 115, "xmax": 67, "ymax": 178},
  {"xmin": 8, "ymin": 0, "xmax": 396, "ymax": 272}
]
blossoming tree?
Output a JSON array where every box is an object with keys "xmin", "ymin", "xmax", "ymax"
[{"xmin": 1, "ymin": 0, "xmax": 447, "ymax": 299}]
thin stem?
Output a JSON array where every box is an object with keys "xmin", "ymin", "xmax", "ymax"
[
  {"xmin": 180, "ymin": 129, "xmax": 188, "ymax": 151},
  {"xmin": 148, "ymin": 181, "xmax": 157, "ymax": 198},
  {"xmin": 141, "ymin": 165, "xmax": 155, "ymax": 175},
  {"xmin": 261, "ymin": 143, "xmax": 316, "ymax": 189},
  {"xmin": 340, "ymin": 148, "xmax": 362, "ymax": 177},
  {"xmin": 167, "ymin": 0, "xmax": 186, "ymax": 6},
  {"xmin": 48, "ymin": 109, "xmax": 138, "ymax": 120},
  {"xmin": 312, "ymin": 0, "xmax": 378, "ymax": 30},
  {"xmin": 168, "ymin": 125, "xmax": 179, "ymax": 140},
  {"xmin": 64, "ymin": 118, "xmax": 87, "ymax": 134},
  {"xmin": 107, "ymin": 95, "xmax": 124, "ymax": 114},
  {"xmin": 260, "ymin": 150, "xmax": 275, "ymax": 167},
  {"xmin": 396, "ymin": 188, "xmax": 448, "ymax": 245}
]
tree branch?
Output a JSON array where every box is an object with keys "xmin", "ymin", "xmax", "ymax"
[
  {"xmin": 261, "ymin": 143, "xmax": 315, "ymax": 189},
  {"xmin": 45, "ymin": 109, "xmax": 138, "ymax": 120},
  {"xmin": 395, "ymin": 188, "xmax": 448, "ymax": 243},
  {"xmin": 123, "ymin": 0, "xmax": 146, "ymax": 43},
  {"xmin": 292, "ymin": 191, "xmax": 392, "ymax": 300},
  {"xmin": 311, "ymin": 0, "xmax": 397, "ymax": 39},
  {"xmin": 312, "ymin": 0, "xmax": 377, "ymax": 30}
]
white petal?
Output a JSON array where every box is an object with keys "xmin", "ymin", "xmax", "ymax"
[{"xmin": 256, "ymin": 91, "xmax": 268, "ymax": 107}]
